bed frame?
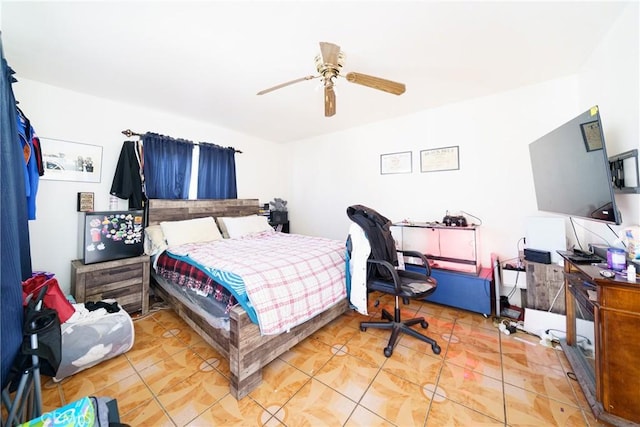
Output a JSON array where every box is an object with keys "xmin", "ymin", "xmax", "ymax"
[{"xmin": 146, "ymin": 198, "xmax": 349, "ymax": 398}]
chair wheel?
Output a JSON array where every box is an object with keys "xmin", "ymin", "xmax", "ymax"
[
  {"xmin": 360, "ymin": 326, "xmax": 367, "ymax": 332},
  {"xmin": 432, "ymin": 344, "xmax": 441, "ymax": 355},
  {"xmin": 420, "ymin": 320, "xmax": 428, "ymax": 329},
  {"xmin": 384, "ymin": 347, "xmax": 393, "ymax": 357}
]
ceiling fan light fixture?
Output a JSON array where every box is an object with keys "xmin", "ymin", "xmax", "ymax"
[
  {"xmin": 256, "ymin": 41, "xmax": 405, "ymax": 116},
  {"xmin": 315, "ymin": 50, "xmax": 344, "ymax": 75}
]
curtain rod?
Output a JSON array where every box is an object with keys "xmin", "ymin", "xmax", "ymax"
[
  {"xmin": 121, "ymin": 129, "xmax": 143, "ymax": 138},
  {"xmin": 121, "ymin": 129, "xmax": 242, "ymax": 153}
]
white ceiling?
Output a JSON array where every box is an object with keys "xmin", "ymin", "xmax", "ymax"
[{"xmin": 1, "ymin": 1, "xmax": 630, "ymax": 143}]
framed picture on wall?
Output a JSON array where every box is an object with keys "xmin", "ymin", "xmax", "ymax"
[
  {"xmin": 380, "ymin": 151, "xmax": 412, "ymax": 175},
  {"xmin": 420, "ymin": 146, "xmax": 459, "ymax": 173},
  {"xmin": 77, "ymin": 192, "xmax": 94, "ymax": 212},
  {"xmin": 40, "ymin": 138, "xmax": 103, "ymax": 183}
]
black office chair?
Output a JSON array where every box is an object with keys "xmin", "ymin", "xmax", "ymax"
[{"xmin": 347, "ymin": 205, "xmax": 441, "ymax": 357}]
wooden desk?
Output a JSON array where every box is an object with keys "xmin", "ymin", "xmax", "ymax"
[{"xmin": 559, "ymin": 252, "xmax": 640, "ymax": 425}]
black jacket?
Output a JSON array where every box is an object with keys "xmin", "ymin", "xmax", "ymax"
[
  {"xmin": 110, "ymin": 141, "xmax": 145, "ymax": 209},
  {"xmin": 346, "ymin": 205, "xmax": 397, "ymax": 280}
]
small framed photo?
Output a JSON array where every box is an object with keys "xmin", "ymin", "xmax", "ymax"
[
  {"xmin": 420, "ymin": 146, "xmax": 460, "ymax": 173},
  {"xmin": 77, "ymin": 192, "xmax": 94, "ymax": 212},
  {"xmin": 40, "ymin": 138, "xmax": 103, "ymax": 183},
  {"xmin": 581, "ymin": 121, "xmax": 603, "ymax": 152},
  {"xmin": 380, "ymin": 151, "xmax": 412, "ymax": 175}
]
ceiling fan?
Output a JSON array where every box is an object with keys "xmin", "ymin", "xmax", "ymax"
[{"xmin": 256, "ymin": 42, "xmax": 406, "ymax": 117}]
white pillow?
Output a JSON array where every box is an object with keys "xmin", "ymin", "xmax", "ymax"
[
  {"xmin": 144, "ymin": 224, "xmax": 168, "ymax": 256},
  {"xmin": 217, "ymin": 215, "xmax": 272, "ymax": 239},
  {"xmin": 160, "ymin": 216, "xmax": 223, "ymax": 247},
  {"xmin": 215, "ymin": 217, "xmax": 231, "ymax": 239}
]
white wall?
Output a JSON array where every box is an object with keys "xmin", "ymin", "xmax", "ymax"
[
  {"xmin": 13, "ymin": 80, "xmax": 286, "ymax": 293},
  {"xmin": 576, "ymin": 2, "xmax": 640, "ymax": 241},
  {"xmin": 284, "ymin": 76, "xmax": 581, "ymax": 269},
  {"xmin": 285, "ymin": 3, "xmax": 639, "ymax": 272}
]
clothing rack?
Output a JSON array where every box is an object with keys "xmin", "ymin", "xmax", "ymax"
[{"xmin": 120, "ymin": 129, "xmax": 242, "ymax": 153}]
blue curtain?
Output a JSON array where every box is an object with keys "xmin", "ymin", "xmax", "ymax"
[
  {"xmin": 142, "ymin": 132, "xmax": 193, "ymax": 199},
  {"xmin": 1, "ymin": 33, "xmax": 29, "ymax": 389},
  {"xmin": 197, "ymin": 143, "xmax": 237, "ymax": 199}
]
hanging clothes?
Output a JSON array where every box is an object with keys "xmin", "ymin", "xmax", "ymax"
[
  {"xmin": 1, "ymin": 32, "xmax": 31, "ymax": 391},
  {"xmin": 16, "ymin": 107, "xmax": 41, "ymax": 220},
  {"xmin": 110, "ymin": 140, "xmax": 146, "ymax": 209}
]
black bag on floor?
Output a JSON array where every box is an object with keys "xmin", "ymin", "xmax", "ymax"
[{"xmin": 6, "ymin": 297, "xmax": 61, "ymax": 392}]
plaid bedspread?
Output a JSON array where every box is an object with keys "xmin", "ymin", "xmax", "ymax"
[
  {"xmin": 167, "ymin": 230, "xmax": 347, "ymax": 335},
  {"xmin": 155, "ymin": 252, "xmax": 240, "ymax": 316}
]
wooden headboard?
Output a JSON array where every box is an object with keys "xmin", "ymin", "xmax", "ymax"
[{"xmin": 147, "ymin": 199, "xmax": 260, "ymax": 226}]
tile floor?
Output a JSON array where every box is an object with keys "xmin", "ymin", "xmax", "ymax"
[{"xmin": 37, "ymin": 294, "xmax": 609, "ymax": 426}]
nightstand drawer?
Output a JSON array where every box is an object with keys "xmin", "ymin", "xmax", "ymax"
[
  {"xmin": 71, "ymin": 255, "xmax": 150, "ymax": 315},
  {"xmin": 83, "ymin": 263, "xmax": 143, "ymax": 292},
  {"xmin": 85, "ymin": 283, "xmax": 142, "ymax": 313}
]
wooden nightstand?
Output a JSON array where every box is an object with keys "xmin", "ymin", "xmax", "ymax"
[{"xmin": 71, "ymin": 255, "xmax": 150, "ymax": 315}]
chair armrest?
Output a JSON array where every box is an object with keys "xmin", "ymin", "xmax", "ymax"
[
  {"xmin": 367, "ymin": 258, "xmax": 403, "ymax": 293},
  {"xmin": 398, "ymin": 250, "xmax": 432, "ymax": 275}
]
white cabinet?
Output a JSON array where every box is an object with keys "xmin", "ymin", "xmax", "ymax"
[{"xmin": 391, "ymin": 222, "xmax": 480, "ymax": 274}]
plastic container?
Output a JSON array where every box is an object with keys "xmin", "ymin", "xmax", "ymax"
[
  {"xmin": 607, "ymin": 247, "xmax": 626, "ymax": 271},
  {"xmin": 621, "ymin": 227, "xmax": 640, "ymax": 261},
  {"xmin": 109, "ymin": 195, "xmax": 119, "ymax": 210},
  {"xmin": 627, "ymin": 264, "xmax": 637, "ymax": 283}
]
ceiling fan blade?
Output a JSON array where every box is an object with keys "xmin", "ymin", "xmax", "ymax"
[
  {"xmin": 257, "ymin": 75, "xmax": 318, "ymax": 95},
  {"xmin": 345, "ymin": 72, "xmax": 406, "ymax": 95},
  {"xmin": 324, "ymin": 85, "xmax": 336, "ymax": 117},
  {"xmin": 319, "ymin": 42, "xmax": 341, "ymax": 66}
]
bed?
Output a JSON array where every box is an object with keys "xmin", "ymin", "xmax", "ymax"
[{"xmin": 146, "ymin": 198, "xmax": 349, "ymax": 399}]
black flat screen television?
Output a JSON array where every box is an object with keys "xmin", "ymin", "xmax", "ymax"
[{"xmin": 529, "ymin": 106, "xmax": 622, "ymax": 225}]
